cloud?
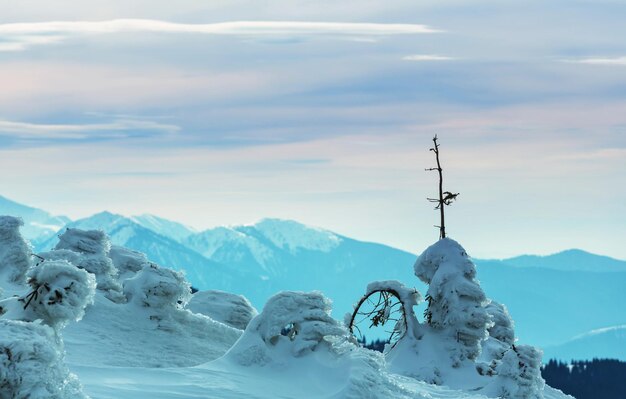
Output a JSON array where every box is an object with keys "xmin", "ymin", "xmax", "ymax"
[
  {"xmin": 0, "ymin": 118, "xmax": 180, "ymax": 140},
  {"xmin": 403, "ymin": 54, "xmax": 455, "ymax": 61},
  {"xmin": 564, "ymin": 56, "xmax": 626, "ymax": 66},
  {"xmin": 0, "ymin": 19, "xmax": 441, "ymax": 51}
]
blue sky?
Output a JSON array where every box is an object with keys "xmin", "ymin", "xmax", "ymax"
[{"xmin": 0, "ymin": 0, "xmax": 625, "ymax": 258}]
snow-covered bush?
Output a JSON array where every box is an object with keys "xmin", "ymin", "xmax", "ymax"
[
  {"xmin": 123, "ymin": 263, "xmax": 191, "ymax": 309},
  {"xmin": 108, "ymin": 245, "xmax": 148, "ymax": 281},
  {"xmin": 414, "ymin": 238, "xmax": 492, "ymax": 363},
  {"xmin": 485, "ymin": 345, "xmax": 545, "ymax": 399},
  {"xmin": 0, "ymin": 320, "xmax": 88, "ymax": 399},
  {"xmin": 0, "ymin": 260, "xmax": 96, "ymax": 329},
  {"xmin": 187, "ymin": 289, "xmax": 257, "ymax": 330},
  {"xmin": 227, "ymin": 291, "xmax": 348, "ymax": 365},
  {"xmin": 0, "ymin": 216, "xmax": 32, "ymax": 286},
  {"xmin": 54, "ymin": 228, "xmax": 124, "ymax": 302}
]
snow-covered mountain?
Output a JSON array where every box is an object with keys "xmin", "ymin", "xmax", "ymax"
[
  {"xmin": 543, "ymin": 325, "xmax": 626, "ymax": 362},
  {"xmin": 185, "ymin": 218, "xmax": 415, "ymax": 316},
  {"xmin": 130, "ymin": 214, "xmax": 197, "ymax": 243},
  {"xmin": 0, "ymin": 195, "xmax": 70, "ymax": 243}
]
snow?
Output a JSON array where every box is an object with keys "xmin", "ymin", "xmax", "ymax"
[
  {"xmin": 0, "ymin": 216, "xmax": 32, "ymax": 287},
  {"xmin": 0, "ymin": 320, "xmax": 88, "ymax": 399},
  {"xmin": 0, "ymin": 218, "xmax": 574, "ymax": 399},
  {"xmin": 254, "ymin": 218, "xmax": 342, "ymax": 254},
  {"xmin": 54, "ymin": 228, "xmax": 125, "ymax": 303},
  {"xmin": 0, "ymin": 260, "xmax": 96, "ymax": 329},
  {"xmin": 187, "ymin": 289, "xmax": 258, "ymax": 330}
]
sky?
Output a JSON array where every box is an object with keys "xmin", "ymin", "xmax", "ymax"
[{"xmin": 0, "ymin": 0, "xmax": 625, "ymax": 259}]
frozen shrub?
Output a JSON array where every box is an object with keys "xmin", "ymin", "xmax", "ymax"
[
  {"xmin": 228, "ymin": 291, "xmax": 347, "ymax": 365},
  {"xmin": 0, "ymin": 260, "xmax": 96, "ymax": 329},
  {"xmin": 0, "ymin": 320, "xmax": 88, "ymax": 399},
  {"xmin": 187, "ymin": 290, "xmax": 257, "ymax": 330},
  {"xmin": 108, "ymin": 245, "xmax": 148, "ymax": 280},
  {"xmin": 254, "ymin": 291, "xmax": 346, "ymax": 356},
  {"xmin": 0, "ymin": 216, "xmax": 32, "ymax": 285},
  {"xmin": 54, "ymin": 228, "xmax": 124, "ymax": 302},
  {"xmin": 414, "ymin": 238, "xmax": 492, "ymax": 363},
  {"xmin": 486, "ymin": 345, "xmax": 545, "ymax": 399},
  {"xmin": 123, "ymin": 263, "xmax": 191, "ymax": 309}
]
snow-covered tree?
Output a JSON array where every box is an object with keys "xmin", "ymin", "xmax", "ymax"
[
  {"xmin": 0, "ymin": 260, "xmax": 94, "ymax": 399},
  {"xmin": 414, "ymin": 238, "xmax": 492, "ymax": 364},
  {"xmin": 54, "ymin": 228, "xmax": 124, "ymax": 302},
  {"xmin": 485, "ymin": 345, "xmax": 545, "ymax": 399},
  {"xmin": 227, "ymin": 291, "xmax": 348, "ymax": 366},
  {"xmin": 123, "ymin": 263, "xmax": 191, "ymax": 310},
  {"xmin": 0, "ymin": 216, "xmax": 32, "ymax": 286},
  {"xmin": 0, "ymin": 260, "xmax": 96, "ymax": 329},
  {"xmin": 187, "ymin": 290, "xmax": 257, "ymax": 330},
  {"xmin": 0, "ymin": 320, "xmax": 89, "ymax": 399}
]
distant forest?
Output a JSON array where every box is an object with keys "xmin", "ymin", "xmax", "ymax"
[
  {"xmin": 361, "ymin": 338, "xmax": 625, "ymax": 399},
  {"xmin": 542, "ymin": 359, "xmax": 626, "ymax": 399}
]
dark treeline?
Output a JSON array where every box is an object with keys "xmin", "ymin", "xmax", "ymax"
[
  {"xmin": 542, "ymin": 358, "xmax": 626, "ymax": 399},
  {"xmin": 357, "ymin": 336, "xmax": 387, "ymax": 352}
]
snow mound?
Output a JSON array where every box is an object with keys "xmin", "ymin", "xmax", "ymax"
[
  {"xmin": 187, "ymin": 289, "xmax": 258, "ymax": 330},
  {"xmin": 0, "ymin": 320, "xmax": 88, "ymax": 399},
  {"xmin": 0, "ymin": 215, "xmax": 32, "ymax": 286},
  {"xmin": 54, "ymin": 228, "xmax": 124, "ymax": 303},
  {"xmin": 220, "ymin": 290, "xmax": 425, "ymax": 399}
]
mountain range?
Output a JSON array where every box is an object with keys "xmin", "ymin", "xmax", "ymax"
[{"xmin": 2, "ymin": 194, "xmax": 626, "ymax": 360}]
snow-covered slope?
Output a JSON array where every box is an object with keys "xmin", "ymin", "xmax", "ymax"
[
  {"xmin": 0, "ymin": 194, "xmax": 70, "ymax": 244},
  {"xmin": 543, "ymin": 325, "xmax": 626, "ymax": 362}
]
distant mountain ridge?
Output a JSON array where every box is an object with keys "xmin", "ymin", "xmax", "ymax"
[
  {"xmin": 491, "ymin": 249, "xmax": 626, "ymax": 272},
  {"xmin": 543, "ymin": 325, "xmax": 626, "ymax": 361},
  {"xmin": 0, "ymin": 195, "xmax": 70, "ymax": 243},
  {"xmin": 2, "ymin": 194, "xmax": 626, "ymax": 360}
]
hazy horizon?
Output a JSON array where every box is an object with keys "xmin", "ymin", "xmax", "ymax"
[{"xmin": 1, "ymin": 1, "xmax": 624, "ymax": 259}]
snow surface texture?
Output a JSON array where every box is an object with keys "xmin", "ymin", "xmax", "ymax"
[
  {"xmin": 187, "ymin": 289, "xmax": 258, "ymax": 330},
  {"xmin": 0, "ymin": 320, "xmax": 88, "ymax": 399},
  {"xmin": 414, "ymin": 238, "xmax": 493, "ymax": 363},
  {"xmin": 54, "ymin": 228, "xmax": 124, "ymax": 303},
  {"xmin": 0, "ymin": 216, "xmax": 32, "ymax": 286}
]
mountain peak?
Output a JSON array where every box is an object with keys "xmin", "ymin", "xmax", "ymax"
[{"xmin": 251, "ymin": 218, "xmax": 341, "ymax": 253}]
